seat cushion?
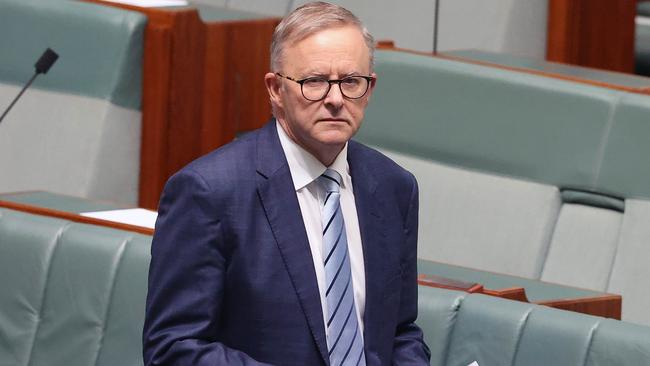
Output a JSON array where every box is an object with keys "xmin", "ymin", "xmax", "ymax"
[
  {"xmin": 381, "ymin": 149, "xmax": 561, "ymax": 278},
  {"xmin": 541, "ymin": 204, "xmax": 622, "ymax": 290},
  {"xmin": 607, "ymin": 199, "xmax": 650, "ymax": 325}
]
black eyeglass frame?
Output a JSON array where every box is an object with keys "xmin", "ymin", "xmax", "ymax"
[{"xmin": 275, "ymin": 72, "xmax": 375, "ymax": 101}]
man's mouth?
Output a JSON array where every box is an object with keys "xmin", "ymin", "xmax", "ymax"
[{"xmin": 318, "ymin": 118, "xmax": 348, "ymax": 122}]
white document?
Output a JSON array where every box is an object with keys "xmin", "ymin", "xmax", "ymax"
[
  {"xmin": 81, "ymin": 208, "xmax": 158, "ymax": 229},
  {"xmin": 101, "ymin": 0, "xmax": 188, "ymax": 7}
]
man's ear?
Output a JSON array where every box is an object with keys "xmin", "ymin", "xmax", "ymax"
[{"xmin": 264, "ymin": 72, "xmax": 283, "ymax": 109}]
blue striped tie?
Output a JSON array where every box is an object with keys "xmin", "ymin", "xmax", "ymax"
[{"xmin": 319, "ymin": 169, "xmax": 365, "ymax": 366}]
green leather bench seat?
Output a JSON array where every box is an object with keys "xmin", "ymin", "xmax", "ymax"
[
  {"xmin": 0, "ymin": 0, "xmax": 146, "ymax": 205},
  {"xmin": 418, "ymin": 286, "xmax": 650, "ymax": 366},
  {"xmin": 0, "ymin": 207, "xmax": 150, "ymax": 366},
  {"xmin": 3, "ymin": 202, "xmax": 649, "ymax": 365},
  {"xmin": 357, "ymin": 49, "xmax": 650, "ymax": 325}
]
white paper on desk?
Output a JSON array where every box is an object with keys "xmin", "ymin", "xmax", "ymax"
[
  {"xmin": 101, "ymin": 0, "xmax": 188, "ymax": 7},
  {"xmin": 467, "ymin": 362, "xmax": 479, "ymax": 366},
  {"xmin": 81, "ymin": 209, "xmax": 158, "ymax": 229}
]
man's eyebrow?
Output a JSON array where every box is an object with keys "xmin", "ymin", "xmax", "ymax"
[
  {"xmin": 306, "ymin": 73, "xmax": 329, "ymax": 78},
  {"xmin": 300, "ymin": 71, "xmax": 363, "ymax": 79},
  {"xmin": 341, "ymin": 71, "xmax": 363, "ymax": 78}
]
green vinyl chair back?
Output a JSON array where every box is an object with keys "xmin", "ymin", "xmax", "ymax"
[
  {"xmin": 0, "ymin": 0, "xmax": 146, "ymax": 205},
  {"xmin": 0, "ymin": 207, "xmax": 150, "ymax": 366},
  {"xmin": 358, "ymin": 49, "xmax": 650, "ymax": 325}
]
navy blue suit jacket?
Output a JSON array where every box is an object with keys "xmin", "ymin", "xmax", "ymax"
[{"xmin": 143, "ymin": 120, "xmax": 430, "ymax": 365}]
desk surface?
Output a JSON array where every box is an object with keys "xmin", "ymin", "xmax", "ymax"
[
  {"xmin": 0, "ymin": 191, "xmax": 127, "ymax": 213},
  {"xmin": 0, "ymin": 191, "xmax": 622, "ymax": 318},
  {"xmin": 417, "ymin": 258, "xmax": 605, "ymax": 303},
  {"xmin": 442, "ymin": 49, "xmax": 650, "ymax": 92},
  {"xmin": 0, "ymin": 191, "xmax": 152, "ymax": 235}
]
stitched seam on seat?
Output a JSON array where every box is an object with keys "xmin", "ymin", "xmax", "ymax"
[
  {"xmin": 604, "ymin": 212, "xmax": 626, "ymax": 290},
  {"xmin": 25, "ymin": 221, "xmax": 72, "ymax": 366},
  {"xmin": 539, "ymin": 199, "xmax": 565, "ymax": 280},
  {"xmin": 581, "ymin": 320, "xmax": 600, "ymax": 366},
  {"xmin": 441, "ymin": 293, "xmax": 466, "ymax": 366},
  {"xmin": 0, "ymin": 210, "xmax": 23, "ymax": 364},
  {"xmin": 592, "ymin": 93, "xmax": 622, "ymax": 189},
  {"xmin": 534, "ymin": 188, "xmax": 563, "ymax": 279},
  {"xmin": 509, "ymin": 308, "xmax": 533, "ymax": 366},
  {"xmin": 91, "ymin": 236, "xmax": 131, "ymax": 366}
]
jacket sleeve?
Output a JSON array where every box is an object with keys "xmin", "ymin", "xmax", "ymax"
[
  {"xmin": 142, "ymin": 169, "xmax": 271, "ymax": 366},
  {"xmin": 392, "ymin": 173, "xmax": 431, "ymax": 365}
]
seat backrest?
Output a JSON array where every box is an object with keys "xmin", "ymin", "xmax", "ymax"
[
  {"xmin": 417, "ymin": 286, "xmax": 650, "ymax": 366},
  {"xmin": 0, "ymin": 207, "xmax": 151, "ymax": 366},
  {"xmin": 0, "ymin": 0, "xmax": 146, "ymax": 205},
  {"xmin": 358, "ymin": 49, "xmax": 620, "ymax": 278},
  {"xmin": 358, "ymin": 49, "xmax": 650, "ymax": 325}
]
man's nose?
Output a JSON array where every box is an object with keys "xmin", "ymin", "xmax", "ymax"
[{"xmin": 323, "ymin": 83, "xmax": 344, "ymax": 108}]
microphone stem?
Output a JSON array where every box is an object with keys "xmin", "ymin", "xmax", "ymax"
[{"xmin": 0, "ymin": 73, "xmax": 39, "ymax": 125}]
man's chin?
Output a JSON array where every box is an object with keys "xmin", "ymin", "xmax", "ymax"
[{"xmin": 315, "ymin": 131, "xmax": 354, "ymax": 146}]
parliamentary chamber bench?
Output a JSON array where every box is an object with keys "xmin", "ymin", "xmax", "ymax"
[
  {"xmin": 356, "ymin": 48, "xmax": 650, "ymax": 329},
  {"xmin": 0, "ymin": 0, "xmax": 146, "ymax": 205},
  {"xmin": 1, "ymin": 191, "xmax": 650, "ymax": 365},
  {"xmin": 0, "ymin": 0, "xmax": 279, "ymax": 209},
  {"xmin": 2, "ymin": 3, "xmax": 650, "ymax": 365}
]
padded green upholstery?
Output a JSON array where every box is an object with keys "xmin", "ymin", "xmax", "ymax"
[
  {"xmin": 2, "ymin": 202, "xmax": 649, "ymax": 365},
  {"xmin": 357, "ymin": 49, "xmax": 650, "ymax": 325},
  {"xmin": 597, "ymin": 93, "xmax": 650, "ymax": 199},
  {"xmin": 0, "ymin": 0, "xmax": 146, "ymax": 205},
  {"xmin": 417, "ymin": 286, "xmax": 650, "ymax": 366},
  {"xmin": 362, "ymin": 49, "xmax": 650, "ymax": 200},
  {"xmin": 0, "ymin": 208, "xmax": 150, "ymax": 366},
  {"xmin": 360, "ymin": 50, "xmax": 621, "ymax": 194},
  {"xmin": 0, "ymin": 0, "xmax": 146, "ymax": 109}
]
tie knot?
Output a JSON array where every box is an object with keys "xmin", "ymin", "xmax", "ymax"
[{"xmin": 319, "ymin": 169, "xmax": 342, "ymax": 193}]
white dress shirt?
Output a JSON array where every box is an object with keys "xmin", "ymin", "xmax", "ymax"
[{"xmin": 276, "ymin": 123, "xmax": 366, "ymax": 336}]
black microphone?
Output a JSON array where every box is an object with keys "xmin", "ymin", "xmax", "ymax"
[{"xmin": 0, "ymin": 48, "xmax": 59, "ymax": 125}]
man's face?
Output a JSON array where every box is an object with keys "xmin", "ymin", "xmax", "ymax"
[{"xmin": 266, "ymin": 25, "xmax": 376, "ymax": 163}]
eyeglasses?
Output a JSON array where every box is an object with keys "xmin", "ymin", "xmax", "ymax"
[{"xmin": 275, "ymin": 73, "xmax": 374, "ymax": 102}]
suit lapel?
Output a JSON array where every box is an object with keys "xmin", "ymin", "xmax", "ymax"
[
  {"xmin": 255, "ymin": 121, "xmax": 329, "ymax": 365},
  {"xmin": 348, "ymin": 142, "xmax": 389, "ymax": 363}
]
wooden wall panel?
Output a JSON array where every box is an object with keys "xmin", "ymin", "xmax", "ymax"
[
  {"xmin": 225, "ymin": 19, "xmax": 279, "ymax": 134},
  {"xmin": 85, "ymin": 1, "xmax": 279, "ymax": 209},
  {"xmin": 201, "ymin": 18, "xmax": 280, "ymax": 154},
  {"xmin": 547, "ymin": 0, "xmax": 636, "ymax": 73}
]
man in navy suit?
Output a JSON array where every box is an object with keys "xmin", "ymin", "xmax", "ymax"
[{"xmin": 143, "ymin": 2, "xmax": 430, "ymax": 365}]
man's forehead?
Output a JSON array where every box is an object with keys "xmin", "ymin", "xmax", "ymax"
[{"xmin": 281, "ymin": 26, "xmax": 371, "ymax": 73}]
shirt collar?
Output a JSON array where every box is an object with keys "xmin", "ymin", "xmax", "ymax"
[{"xmin": 276, "ymin": 121, "xmax": 349, "ymax": 191}]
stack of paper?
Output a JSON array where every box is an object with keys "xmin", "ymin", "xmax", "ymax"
[{"xmin": 81, "ymin": 208, "xmax": 158, "ymax": 229}]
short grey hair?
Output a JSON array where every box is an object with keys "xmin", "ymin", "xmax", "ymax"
[{"xmin": 270, "ymin": 1, "xmax": 375, "ymax": 72}]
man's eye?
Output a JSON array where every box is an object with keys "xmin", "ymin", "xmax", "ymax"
[
  {"xmin": 303, "ymin": 78, "xmax": 327, "ymax": 86},
  {"xmin": 342, "ymin": 77, "xmax": 361, "ymax": 86}
]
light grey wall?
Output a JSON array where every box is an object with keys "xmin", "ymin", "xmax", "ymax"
[
  {"xmin": 438, "ymin": 0, "xmax": 548, "ymax": 58},
  {"xmin": 191, "ymin": 0, "xmax": 548, "ymax": 58}
]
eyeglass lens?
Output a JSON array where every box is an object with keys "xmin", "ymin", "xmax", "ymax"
[{"xmin": 302, "ymin": 77, "xmax": 369, "ymax": 101}]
